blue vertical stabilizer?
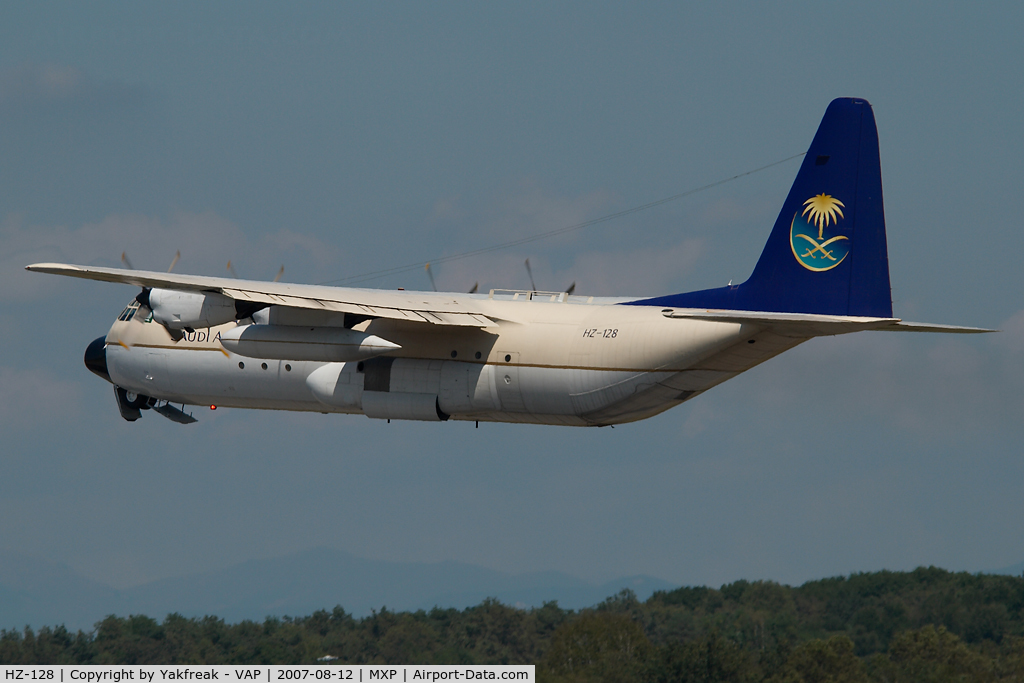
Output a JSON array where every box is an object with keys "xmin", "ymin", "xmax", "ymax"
[{"xmin": 629, "ymin": 98, "xmax": 892, "ymax": 318}]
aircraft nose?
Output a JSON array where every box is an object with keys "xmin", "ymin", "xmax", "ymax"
[{"xmin": 84, "ymin": 336, "xmax": 111, "ymax": 382}]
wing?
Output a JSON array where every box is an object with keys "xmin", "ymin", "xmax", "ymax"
[{"xmin": 25, "ymin": 263, "xmax": 497, "ymax": 328}]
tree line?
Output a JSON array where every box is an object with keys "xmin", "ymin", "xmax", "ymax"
[{"xmin": 2, "ymin": 566, "xmax": 1024, "ymax": 681}]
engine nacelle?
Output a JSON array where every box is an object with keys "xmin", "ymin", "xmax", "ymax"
[
  {"xmin": 144, "ymin": 288, "xmax": 237, "ymax": 330},
  {"xmin": 219, "ymin": 324, "xmax": 401, "ymax": 362}
]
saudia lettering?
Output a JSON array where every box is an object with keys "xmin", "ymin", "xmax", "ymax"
[
  {"xmin": 179, "ymin": 329, "xmax": 221, "ymax": 343},
  {"xmin": 790, "ymin": 193, "xmax": 849, "ymax": 272}
]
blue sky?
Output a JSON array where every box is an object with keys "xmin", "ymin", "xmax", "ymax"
[{"xmin": 1, "ymin": 2, "xmax": 1022, "ymax": 594}]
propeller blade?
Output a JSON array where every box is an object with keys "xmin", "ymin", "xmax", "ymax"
[
  {"xmin": 564, "ymin": 281, "xmax": 576, "ymax": 296},
  {"xmin": 468, "ymin": 282, "xmax": 479, "ymax": 294},
  {"xmin": 425, "ymin": 263, "xmax": 438, "ymax": 292},
  {"xmin": 226, "ymin": 260, "xmax": 239, "ymax": 278},
  {"xmin": 273, "ymin": 265, "xmax": 285, "ymax": 282},
  {"xmin": 121, "ymin": 252, "xmax": 134, "ymax": 270},
  {"xmin": 167, "ymin": 250, "xmax": 180, "ymax": 273},
  {"xmin": 524, "ymin": 258, "xmax": 537, "ymax": 291}
]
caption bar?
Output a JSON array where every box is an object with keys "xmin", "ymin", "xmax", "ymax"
[{"xmin": 0, "ymin": 667, "xmax": 534, "ymax": 683}]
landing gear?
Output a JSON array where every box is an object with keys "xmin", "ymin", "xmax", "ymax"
[
  {"xmin": 123, "ymin": 390, "xmax": 150, "ymax": 410},
  {"xmin": 113, "ymin": 386, "xmax": 197, "ymax": 424},
  {"xmin": 114, "ymin": 386, "xmax": 149, "ymax": 421}
]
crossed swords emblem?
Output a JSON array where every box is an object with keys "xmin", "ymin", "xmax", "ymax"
[{"xmin": 795, "ymin": 233, "xmax": 849, "ymax": 261}]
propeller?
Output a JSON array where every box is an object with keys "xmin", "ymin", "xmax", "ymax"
[
  {"xmin": 468, "ymin": 282, "xmax": 479, "ymax": 294},
  {"xmin": 524, "ymin": 258, "xmax": 537, "ymax": 291},
  {"xmin": 123, "ymin": 251, "xmax": 183, "ymax": 310},
  {"xmin": 121, "ymin": 251, "xmax": 147, "ymax": 306},
  {"xmin": 226, "ymin": 260, "xmax": 239, "ymax": 278},
  {"xmin": 273, "ymin": 265, "xmax": 285, "ymax": 282},
  {"xmin": 564, "ymin": 281, "xmax": 576, "ymax": 296},
  {"xmin": 425, "ymin": 263, "xmax": 438, "ymax": 292}
]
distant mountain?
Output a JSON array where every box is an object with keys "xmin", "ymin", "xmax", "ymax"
[
  {"xmin": 121, "ymin": 547, "xmax": 676, "ymax": 623},
  {"xmin": 0, "ymin": 550, "xmax": 127, "ymax": 631},
  {"xmin": 987, "ymin": 560, "xmax": 1024, "ymax": 576},
  {"xmin": 0, "ymin": 547, "xmax": 676, "ymax": 632}
]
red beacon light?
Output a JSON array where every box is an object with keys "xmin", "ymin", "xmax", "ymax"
[{"xmin": 210, "ymin": 405, "xmax": 217, "ymax": 410}]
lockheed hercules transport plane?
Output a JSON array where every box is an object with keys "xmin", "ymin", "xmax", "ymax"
[{"xmin": 28, "ymin": 98, "xmax": 990, "ymax": 426}]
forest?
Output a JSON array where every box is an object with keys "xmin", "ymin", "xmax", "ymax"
[{"xmin": 2, "ymin": 566, "xmax": 1024, "ymax": 681}]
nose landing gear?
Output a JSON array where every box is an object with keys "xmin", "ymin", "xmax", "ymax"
[
  {"xmin": 114, "ymin": 386, "xmax": 148, "ymax": 421},
  {"xmin": 112, "ymin": 386, "xmax": 197, "ymax": 424}
]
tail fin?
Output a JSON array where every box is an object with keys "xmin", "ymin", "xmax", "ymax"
[{"xmin": 632, "ymin": 98, "xmax": 893, "ymax": 318}]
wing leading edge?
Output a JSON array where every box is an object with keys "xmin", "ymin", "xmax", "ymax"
[{"xmin": 25, "ymin": 263, "xmax": 497, "ymax": 328}]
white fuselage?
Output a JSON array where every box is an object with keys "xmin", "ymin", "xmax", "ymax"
[{"xmin": 104, "ymin": 290, "xmax": 807, "ymax": 426}]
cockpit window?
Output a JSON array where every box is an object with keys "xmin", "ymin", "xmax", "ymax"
[{"xmin": 118, "ymin": 302, "xmax": 141, "ymax": 322}]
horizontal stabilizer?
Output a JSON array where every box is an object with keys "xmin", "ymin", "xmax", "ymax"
[
  {"xmin": 875, "ymin": 321, "xmax": 996, "ymax": 334},
  {"xmin": 660, "ymin": 308, "xmax": 898, "ymax": 336},
  {"xmin": 660, "ymin": 308, "xmax": 994, "ymax": 336}
]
